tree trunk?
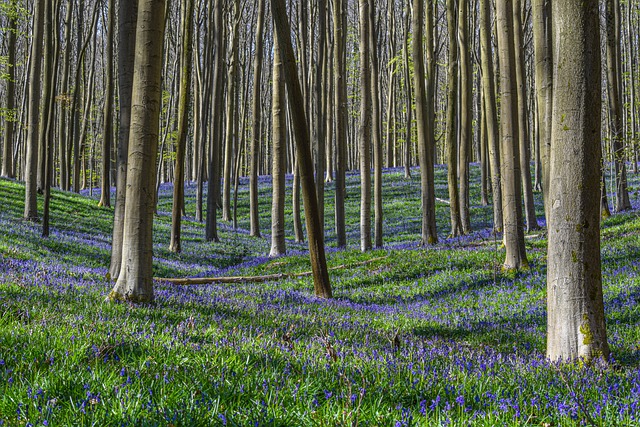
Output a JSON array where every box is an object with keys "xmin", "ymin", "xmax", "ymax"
[
  {"xmin": 333, "ymin": 0, "xmax": 347, "ymax": 248},
  {"xmin": 606, "ymin": 0, "xmax": 632, "ymax": 212},
  {"xmin": 270, "ymin": 32, "xmax": 286, "ymax": 257},
  {"xmin": 169, "ymin": 0, "xmax": 194, "ymax": 253},
  {"xmin": 402, "ymin": 5, "xmax": 412, "ymax": 179},
  {"xmin": 24, "ymin": 0, "xmax": 45, "ymax": 221},
  {"xmin": 109, "ymin": 0, "xmax": 138, "ymax": 279},
  {"xmin": 413, "ymin": 0, "xmax": 438, "ymax": 245},
  {"xmin": 359, "ymin": 0, "xmax": 372, "ymax": 252},
  {"xmin": 249, "ymin": 0, "xmax": 267, "ymax": 237},
  {"xmin": 370, "ymin": 3, "xmax": 383, "ymax": 249},
  {"xmin": 513, "ymin": 0, "xmax": 539, "ymax": 231},
  {"xmin": 271, "ymin": 0, "xmax": 332, "ymax": 298},
  {"xmin": 480, "ymin": 0, "xmax": 503, "ymax": 233},
  {"xmin": 1, "ymin": 1, "xmax": 17, "ymax": 179},
  {"xmin": 547, "ymin": 0, "xmax": 609, "ymax": 363},
  {"xmin": 98, "ymin": 0, "xmax": 115, "ymax": 207},
  {"xmin": 458, "ymin": 0, "xmax": 472, "ymax": 234},
  {"xmin": 109, "ymin": 0, "xmax": 166, "ymax": 303},
  {"xmin": 446, "ymin": 0, "xmax": 462, "ymax": 237},
  {"xmin": 496, "ymin": 0, "xmax": 528, "ymax": 271}
]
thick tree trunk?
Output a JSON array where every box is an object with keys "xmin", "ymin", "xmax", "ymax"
[
  {"xmin": 480, "ymin": 0, "xmax": 503, "ymax": 233},
  {"xmin": 271, "ymin": 0, "xmax": 332, "ymax": 298},
  {"xmin": 110, "ymin": 0, "xmax": 166, "ymax": 303},
  {"xmin": 547, "ymin": 0, "xmax": 609, "ymax": 363},
  {"xmin": 496, "ymin": 0, "xmax": 528, "ymax": 271},
  {"xmin": 109, "ymin": 0, "xmax": 138, "ymax": 279},
  {"xmin": 169, "ymin": 0, "xmax": 194, "ymax": 253},
  {"xmin": 249, "ymin": 0, "xmax": 267, "ymax": 238},
  {"xmin": 270, "ymin": 33, "xmax": 286, "ymax": 257}
]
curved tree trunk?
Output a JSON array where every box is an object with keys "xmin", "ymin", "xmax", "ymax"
[{"xmin": 547, "ymin": 0, "xmax": 609, "ymax": 363}]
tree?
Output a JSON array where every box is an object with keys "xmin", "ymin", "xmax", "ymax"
[
  {"xmin": 109, "ymin": 0, "xmax": 166, "ymax": 303},
  {"xmin": 249, "ymin": 0, "xmax": 267, "ymax": 238},
  {"xmin": 496, "ymin": 0, "xmax": 528, "ymax": 271},
  {"xmin": 1, "ymin": 0, "xmax": 17, "ymax": 179},
  {"xmin": 479, "ymin": 0, "xmax": 503, "ymax": 233},
  {"xmin": 359, "ymin": 0, "xmax": 372, "ymax": 252},
  {"xmin": 23, "ymin": 0, "xmax": 44, "ymax": 221},
  {"xmin": 99, "ymin": 0, "xmax": 116, "ymax": 208},
  {"xmin": 458, "ymin": 0, "xmax": 472, "ymax": 234},
  {"xmin": 546, "ymin": 0, "xmax": 609, "ymax": 362},
  {"xmin": 271, "ymin": 0, "xmax": 332, "ymax": 298},
  {"xmin": 333, "ymin": 0, "xmax": 347, "ymax": 248},
  {"xmin": 369, "ymin": 2, "xmax": 383, "ymax": 249},
  {"xmin": 169, "ymin": 0, "xmax": 194, "ymax": 253},
  {"xmin": 269, "ymin": 30, "xmax": 286, "ymax": 257},
  {"xmin": 110, "ymin": 0, "xmax": 139, "ymax": 279},
  {"xmin": 412, "ymin": 0, "xmax": 437, "ymax": 245}
]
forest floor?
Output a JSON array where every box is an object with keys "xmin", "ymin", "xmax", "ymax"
[{"xmin": 1, "ymin": 165, "xmax": 640, "ymax": 426}]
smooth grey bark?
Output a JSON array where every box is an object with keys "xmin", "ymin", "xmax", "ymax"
[
  {"xmin": 1, "ymin": 1, "xmax": 17, "ymax": 179},
  {"xmin": 249, "ymin": 0, "xmax": 267, "ymax": 238},
  {"xmin": 271, "ymin": 0, "xmax": 332, "ymax": 298},
  {"xmin": 402, "ymin": 5, "xmax": 412, "ymax": 179},
  {"xmin": 55, "ymin": 0, "xmax": 73, "ymax": 190},
  {"xmin": 413, "ymin": 0, "xmax": 437, "ymax": 245},
  {"xmin": 269, "ymin": 32, "xmax": 286, "ymax": 257},
  {"xmin": 547, "ymin": 0, "xmax": 609, "ymax": 363},
  {"xmin": 109, "ymin": 0, "xmax": 138, "ymax": 280},
  {"xmin": 458, "ymin": 0, "xmax": 472, "ymax": 234},
  {"xmin": 369, "ymin": 2, "xmax": 383, "ymax": 249},
  {"xmin": 314, "ymin": 0, "xmax": 327, "ymax": 230},
  {"xmin": 496, "ymin": 0, "xmax": 528, "ymax": 271},
  {"xmin": 24, "ymin": 0, "xmax": 44, "ymax": 221},
  {"xmin": 359, "ymin": 0, "xmax": 372, "ymax": 252},
  {"xmin": 110, "ymin": 0, "xmax": 166, "ymax": 303},
  {"xmin": 333, "ymin": 0, "xmax": 347, "ymax": 248},
  {"xmin": 99, "ymin": 0, "xmax": 115, "ymax": 208},
  {"xmin": 480, "ymin": 0, "xmax": 503, "ymax": 233},
  {"xmin": 169, "ymin": 0, "xmax": 194, "ymax": 253}
]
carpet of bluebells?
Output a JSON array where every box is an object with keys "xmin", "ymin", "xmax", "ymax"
[{"xmin": 2, "ymin": 165, "xmax": 640, "ymax": 426}]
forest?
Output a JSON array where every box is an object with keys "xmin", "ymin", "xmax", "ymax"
[{"xmin": 1, "ymin": 0, "xmax": 640, "ymax": 425}]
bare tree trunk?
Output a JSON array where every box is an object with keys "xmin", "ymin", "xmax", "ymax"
[
  {"xmin": 513, "ymin": 0, "xmax": 539, "ymax": 231},
  {"xmin": 249, "ymin": 0, "xmax": 267, "ymax": 237},
  {"xmin": 1, "ymin": 1, "xmax": 17, "ymax": 179},
  {"xmin": 99, "ymin": 0, "xmax": 115, "ymax": 208},
  {"xmin": 24, "ymin": 0, "xmax": 45, "ymax": 221},
  {"xmin": 333, "ymin": 0, "xmax": 347, "ymax": 248},
  {"xmin": 458, "ymin": 0, "xmax": 472, "ymax": 234},
  {"xmin": 402, "ymin": 5, "xmax": 412, "ymax": 179},
  {"xmin": 496, "ymin": 0, "xmax": 528, "ymax": 271},
  {"xmin": 370, "ymin": 3, "xmax": 383, "ymax": 249},
  {"xmin": 271, "ymin": 0, "xmax": 332, "ymax": 298},
  {"xmin": 547, "ymin": 0, "xmax": 609, "ymax": 363},
  {"xmin": 385, "ymin": 0, "xmax": 396, "ymax": 169},
  {"xmin": 110, "ymin": 0, "xmax": 166, "ymax": 303},
  {"xmin": 169, "ymin": 0, "xmax": 194, "ymax": 253},
  {"xmin": 359, "ymin": 0, "xmax": 372, "ymax": 252},
  {"xmin": 270, "ymin": 32, "xmax": 286, "ymax": 257},
  {"xmin": 480, "ymin": 0, "xmax": 503, "ymax": 232}
]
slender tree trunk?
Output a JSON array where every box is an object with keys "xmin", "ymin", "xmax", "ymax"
[
  {"xmin": 386, "ymin": 0, "xmax": 396, "ymax": 169},
  {"xmin": 271, "ymin": 0, "xmax": 332, "ymax": 298},
  {"xmin": 1, "ymin": 1, "xmax": 17, "ymax": 179},
  {"xmin": 110, "ymin": 0, "xmax": 139, "ymax": 280},
  {"xmin": 169, "ymin": 0, "xmax": 194, "ymax": 253},
  {"xmin": 315, "ymin": 0, "xmax": 327, "ymax": 230},
  {"xmin": 547, "ymin": 0, "xmax": 609, "ymax": 363},
  {"xmin": 99, "ymin": 0, "xmax": 115, "ymax": 208},
  {"xmin": 24, "ymin": 0, "xmax": 45, "ymax": 221},
  {"xmin": 249, "ymin": 0, "xmax": 267, "ymax": 237},
  {"xmin": 458, "ymin": 0, "xmax": 472, "ymax": 234},
  {"xmin": 606, "ymin": 0, "xmax": 631, "ymax": 212},
  {"xmin": 370, "ymin": 3, "xmax": 383, "ymax": 249},
  {"xmin": 446, "ymin": 0, "xmax": 462, "ymax": 237},
  {"xmin": 480, "ymin": 0, "xmax": 503, "ymax": 232},
  {"xmin": 333, "ymin": 0, "xmax": 347, "ymax": 248},
  {"xmin": 513, "ymin": 0, "xmax": 539, "ymax": 231},
  {"xmin": 413, "ymin": 0, "xmax": 438, "ymax": 245},
  {"xmin": 109, "ymin": 0, "xmax": 166, "ymax": 303},
  {"xmin": 359, "ymin": 0, "xmax": 372, "ymax": 252},
  {"xmin": 270, "ymin": 32, "xmax": 286, "ymax": 257},
  {"xmin": 496, "ymin": 0, "xmax": 528, "ymax": 271},
  {"xmin": 402, "ymin": 5, "xmax": 412, "ymax": 179}
]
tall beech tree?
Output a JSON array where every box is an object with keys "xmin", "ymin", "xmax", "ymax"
[
  {"xmin": 110, "ymin": 0, "xmax": 166, "ymax": 303},
  {"xmin": 359, "ymin": 0, "xmax": 372, "ymax": 252},
  {"xmin": 271, "ymin": 0, "xmax": 332, "ymax": 298},
  {"xmin": 333, "ymin": 0, "xmax": 347, "ymax": 248},
  {"xmin": 496, "ymin": 0, "xmax": 528, "ymax": 271},
  {"xmin": 98, "ymin": 0, "xmax": 115, "ymax": 208},
  {"xmin": 1, "ymin": 0, "xmax": 17, "ymax": 179},
  {"xmin": 547, "ymin": 0, "xmax": 610, "ymax": 362}
]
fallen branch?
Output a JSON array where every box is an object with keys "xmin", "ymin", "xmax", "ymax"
[{"xmin": 155, "ymin": 256, "xmax": 389, "ymax": 285}]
